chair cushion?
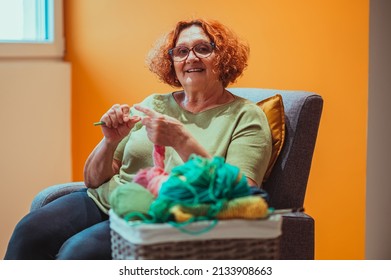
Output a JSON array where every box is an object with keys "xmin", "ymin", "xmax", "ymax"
[{"xmin": 257, "ymin": 94, "xmax": 286, "ymax": 181}]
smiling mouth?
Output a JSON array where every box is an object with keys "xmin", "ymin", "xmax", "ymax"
[{"xmin": 185, "ymin": 68, "xmax": 204, "ymax": 73}]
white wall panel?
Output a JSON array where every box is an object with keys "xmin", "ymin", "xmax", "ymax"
[{"xmin": 0, "ymin": 60, "xmax": 71, "ymax": 258}]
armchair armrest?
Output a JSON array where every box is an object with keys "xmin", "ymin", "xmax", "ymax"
[
  {"xmin": 30, "ymin": 182, "xmax": 86, "ymax": 212},
  {"xmin": 280, "ymin": 212, "xmax": 315, "ymax": 259}
]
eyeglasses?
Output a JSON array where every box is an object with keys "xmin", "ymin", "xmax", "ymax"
[{"xmin": 168, "ymin": 42, "xmax": 215, "ymax": 62}]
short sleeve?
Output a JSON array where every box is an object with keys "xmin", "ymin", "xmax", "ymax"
[{"xmin": 225, "ymin": 104, "xmax": 272, "ymax": 186}]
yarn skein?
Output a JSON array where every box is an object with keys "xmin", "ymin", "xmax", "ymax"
[{"xmin": 148, "ymin": 155, "xmax": 251, "ymax": 223}]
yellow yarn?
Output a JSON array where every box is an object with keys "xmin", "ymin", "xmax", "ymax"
[{"xmin": 169, "ymin": 195, "xmax": 269, "ymax": 223}]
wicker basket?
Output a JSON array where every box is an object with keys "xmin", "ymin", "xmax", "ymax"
[{"xmin": 109, "ymin": 210, "xmax": 282, "ymax": 260}]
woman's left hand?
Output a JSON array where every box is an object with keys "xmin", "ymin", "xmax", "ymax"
[{"xmin": 134, "ymin": 105, "xmax": 187, "ymax": 148}]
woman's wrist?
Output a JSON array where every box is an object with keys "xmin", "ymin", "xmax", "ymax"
[{"xmin": 102, "ymin": 136, "xmax": 122, "ymax": 148}]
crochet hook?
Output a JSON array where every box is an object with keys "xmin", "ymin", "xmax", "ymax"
[
  {"xmin": 93, "ymin": 109, "xmax": 134, "ymax": 126},
  {"xmin": 93, "ymin": 121, "xmax": 106, "ymax": 126}
]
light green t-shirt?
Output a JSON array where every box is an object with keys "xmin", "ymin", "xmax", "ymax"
[{"xmin": 87, "ymin": 92, "xmax": 272, "ymax": 214}]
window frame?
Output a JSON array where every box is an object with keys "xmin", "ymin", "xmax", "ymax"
[{"xmin": 0, "ymin": 0, "xmax": 64, "ymax": 58}]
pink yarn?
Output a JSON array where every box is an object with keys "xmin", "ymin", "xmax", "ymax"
[
  {"xmin": 133, "ymin": 145, "xmax": 168, "ymax": 197},
  {"xmin": 153, "ymin": 144, "xmax": 166, "ymax": 169}
]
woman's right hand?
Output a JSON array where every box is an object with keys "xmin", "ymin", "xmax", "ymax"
[
  {"xmin": 84, "ymin": 104, "xmax": 140, "ymax": 188},
  {"xmin": 99, "ymin": 104, "xmax": 141, "ymax": 144}
]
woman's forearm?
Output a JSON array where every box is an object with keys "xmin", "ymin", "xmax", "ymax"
[{"xmin": 83, "ymin": 138, "xmax": 120, "ymax": 188}]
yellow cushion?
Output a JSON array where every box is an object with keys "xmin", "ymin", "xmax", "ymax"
[{"xmin": 257, "ymin": 94, "xmax": 286, "ymax": 182}]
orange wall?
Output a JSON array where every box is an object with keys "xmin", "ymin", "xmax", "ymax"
[{"xmin": 64, "ymin": 0, "xmax": 368, "ymax": 259}]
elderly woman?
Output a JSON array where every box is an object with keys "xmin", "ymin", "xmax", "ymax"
[{"xmin": 4, "ymin": 18, "xmax": 272, "ymax": 260}]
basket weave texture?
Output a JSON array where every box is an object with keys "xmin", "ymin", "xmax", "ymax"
[{"xmin": 111, "ymin": 229, "xmax": 280, "ymax": 260}]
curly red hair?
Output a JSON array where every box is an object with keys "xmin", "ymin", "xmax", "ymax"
[{"xmin": 146, "ymin": 19, "xmax": 250, "ymax": 88}]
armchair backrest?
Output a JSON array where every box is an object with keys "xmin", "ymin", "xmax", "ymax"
[{"xmin": 229, "ymin": 88, "xmax": 323, "ymax": 209}]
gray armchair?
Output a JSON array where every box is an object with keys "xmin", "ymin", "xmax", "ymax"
[{"xmin": 30, "ymin": 88, "xmax": 323, "ymax": 260}]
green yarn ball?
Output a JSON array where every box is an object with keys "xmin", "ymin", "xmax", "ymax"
[{"xmin": 109, "ymin": 182, "xmax": 155, "ymax": 219}]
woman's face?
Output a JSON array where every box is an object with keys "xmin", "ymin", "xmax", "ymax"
[{"xmin": 173, "ymin": 25, "xmax": 221, "ymax": 91}]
